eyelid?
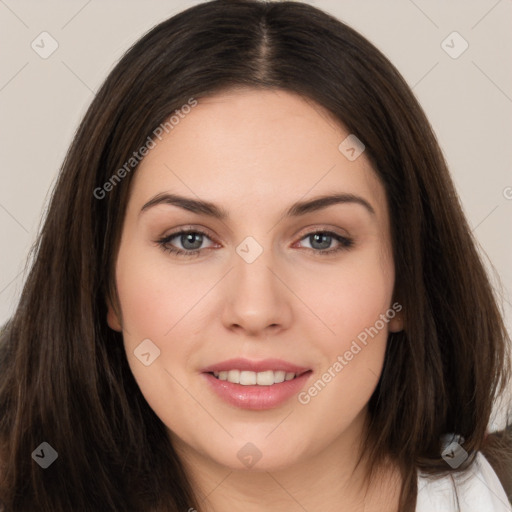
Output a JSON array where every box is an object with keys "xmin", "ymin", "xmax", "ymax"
[
  {"xmin": 159, "ymin": 224, "xmax": 350, "ymax": 244},
  {"xmin": 160, "ymin": 225, "xmax": 217, "ymax": 241},
  {"xmin": 293, "ymin": 224, "xmax": 351, "ymax": 240}
]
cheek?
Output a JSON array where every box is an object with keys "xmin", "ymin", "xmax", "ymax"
[
  {"xmin": 114, "ymin": 239, "xmax": 212, "ymax": 405},
  {"xmin": 114, "ymin": 242, "xmax": 208, "ymax": 426},
  {"xmin": 115, "ymin": 239, "xmax": 207, "ymax": 340},
  {"xmin": 297, "ymin": 248, "xmax": 394, "ymax": 400},
  {"xmin": 298, "ymin": 248, "xmax": 395, "ymax": 344}
]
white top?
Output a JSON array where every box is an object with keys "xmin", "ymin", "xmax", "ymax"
[{"xmin": 416, "ymin": 452, "xmax": 511, "ymax": 511}]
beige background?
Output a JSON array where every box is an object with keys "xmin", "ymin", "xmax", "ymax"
[{"xmin": 1, "ymin": 0, "xmax": 511, "ymax": 426}]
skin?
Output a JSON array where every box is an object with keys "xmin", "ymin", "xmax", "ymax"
[{"xmin": 108, "ymin": 88, "xmax": 404, "ymax": 512}]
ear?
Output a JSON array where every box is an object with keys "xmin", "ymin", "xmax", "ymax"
[
  {"xmin": 106, "ymin": 297, "xmax": 122, "ymax": 332},
  {"xmin": 388, "ymin": 309, "xmax": 404, "ymax": 333}
]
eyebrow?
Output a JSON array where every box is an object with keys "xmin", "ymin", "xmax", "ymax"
[{"xmin": 139, "ymin": 192, "xmax": 376, "ymax": 219}]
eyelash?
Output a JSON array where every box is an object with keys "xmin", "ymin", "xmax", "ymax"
[{"xmin": 155, "ymin": 228, "xmax": 354, "ymax": 258}]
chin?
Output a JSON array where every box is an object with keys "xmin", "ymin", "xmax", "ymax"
[{"xmin": 203, "ymin": 438, "xmax": 307, "ymax": 472}]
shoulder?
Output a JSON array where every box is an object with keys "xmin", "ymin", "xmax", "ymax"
[{"xmin": 416, "ymin": 452, "xmax": 512, "ymax": 512}]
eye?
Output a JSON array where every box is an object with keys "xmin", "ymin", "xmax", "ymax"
[
  {"xmin": 156, "ymin": 228, "xmax": 354, "ymax": 258},
  {"xmin": 295, "ymin": 230, "xmax": 354, "ymax": 255},
  {"xmin": 156, "ymin": 228, "xmax": 216, "ymax": 257}
]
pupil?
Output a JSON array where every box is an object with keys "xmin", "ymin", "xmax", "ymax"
[
  {"xmin": 182, "ymin": 233, "xmax": 203, "ymax": 250},
  {"xmin": 311, "ymin": 233, "xmax": 331, "ymax": 250}
]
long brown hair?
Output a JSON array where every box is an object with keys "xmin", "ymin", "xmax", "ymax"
[{"xmin": 1, "ymin": 1, "xmax": 510, "ymax": 510}]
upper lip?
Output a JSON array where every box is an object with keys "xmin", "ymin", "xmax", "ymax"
[{"xmin": 202, "ymin": 358, "xmax": 311, "ymax": 375}]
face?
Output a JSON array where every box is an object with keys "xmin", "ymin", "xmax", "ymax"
[{"xmin": 107, "ymin": 88, "xmax": 403, "ymax": 473}]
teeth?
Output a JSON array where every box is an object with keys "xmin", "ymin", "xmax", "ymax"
[
  {"xmin": 212, "ymin": 370, "xmax": 297, "ymax": 385},
  {"xmin": 228, "ymin": 369, "xmax": 240, "ymax": 382},
  {"xmin": 240, "ymin": 370, "xmax": 257, "ymax": 385},
  {"xmin": 273, "ymin": 371, "xmax": 286, "ymax": 384}
]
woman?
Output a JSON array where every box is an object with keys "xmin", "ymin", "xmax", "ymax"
[{"xmin": 0, "ymin": 0, "xmax": 510, "ymax": 510}]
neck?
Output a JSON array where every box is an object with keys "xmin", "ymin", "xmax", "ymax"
[{"xmin": 170, "ymin": 410, "xmax": 401, "ymax": 512}]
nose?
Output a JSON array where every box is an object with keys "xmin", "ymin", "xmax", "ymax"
[{"xmin": 220, "ymin": 243, "xmax": 293, "ymax": 337}]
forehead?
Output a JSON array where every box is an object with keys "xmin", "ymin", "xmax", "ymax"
[{"xmin": 130, "ymin": 88, "xmax": 387, "ymax": 216}]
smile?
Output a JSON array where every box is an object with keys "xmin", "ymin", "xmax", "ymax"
[{"xmin": 210, "ymin": 369, "xmax": 303, "ymax": 386}]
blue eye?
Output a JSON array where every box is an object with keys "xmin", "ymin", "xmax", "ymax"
[
  {"xmin": 156, "ymin": 229, "xmax": 213, "ymax": 257},
  {"xmin": 156, "ymin": 229, "xmax": 353, "ymax": 257},
  {"xmin": 298, "ymin": 232, "xmax": 354, "ymax": 254}
]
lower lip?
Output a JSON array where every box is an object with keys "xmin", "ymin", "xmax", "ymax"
[{"xmin": 202, "ymin": 371, "xmax": 312, "ymax": 410}]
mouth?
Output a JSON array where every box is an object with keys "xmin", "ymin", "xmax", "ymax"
[
  {"xmin": 202, "ymin": 370, "xmax": 313, "ymax": 410},
  {"xmin": 201, "ymin": 358, "xmax": 313, "ymax": 410}
]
